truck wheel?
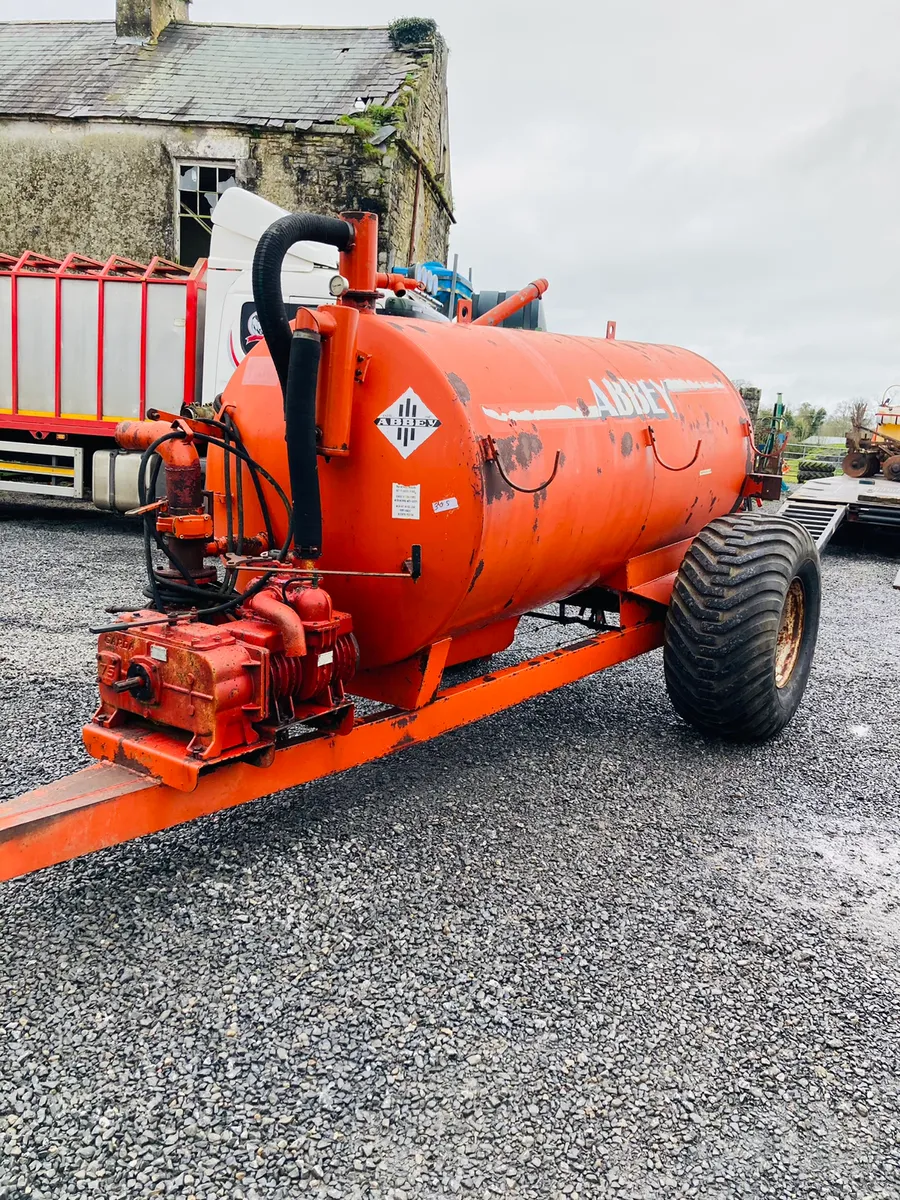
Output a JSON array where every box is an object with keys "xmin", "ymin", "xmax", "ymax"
[{"xmin": 664, "ymin": 514, "xmax": 821, "ymax": 741}]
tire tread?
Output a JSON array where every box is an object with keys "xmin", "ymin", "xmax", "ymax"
[{"xmin": 663, "ymin": 514, "xmax": 820, "ymax": 741}]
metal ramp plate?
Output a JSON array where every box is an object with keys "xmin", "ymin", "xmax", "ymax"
[{"xmin": 778, "ymin": 497, "xmax": 848, "ymax": 551}]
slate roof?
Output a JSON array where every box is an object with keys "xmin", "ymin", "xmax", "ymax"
[{"xmin": 0, "ymin": 21, "xmax": 417, "ymax": 128}]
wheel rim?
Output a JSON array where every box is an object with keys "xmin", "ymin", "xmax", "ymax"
[
  {"xmin": 775, "ymin": 578, "xmax": 805, "ymax": 689},
  {"xmin": 842, "ymin": 451, "xmax": 870, "ymax": 478}
]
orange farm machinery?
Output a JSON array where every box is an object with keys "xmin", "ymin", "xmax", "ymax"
[
  {"xmin": 0, "ymin": 211, "xmax": 822, "ymax": 881},
  {"xmin": 842, "ymin": 389, "xmax": 900, "ymax": 482}
]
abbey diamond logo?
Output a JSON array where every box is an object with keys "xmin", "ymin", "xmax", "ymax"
[{"xmin": 374, "ymin": 388, "xmax": 441, "ymax": 459}]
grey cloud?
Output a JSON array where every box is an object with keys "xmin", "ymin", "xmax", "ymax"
[{"xmin": 5, "ymin": 0, "xmax": 900, "ymax": 407}]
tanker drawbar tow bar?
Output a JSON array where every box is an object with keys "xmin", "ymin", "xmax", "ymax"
[{"xmin": 0, "ymin": 210, "xmax": 822, "ymax": 881}]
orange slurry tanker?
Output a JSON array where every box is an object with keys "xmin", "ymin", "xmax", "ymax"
[{"xmin": 0, "ymin": 211, "xmax": 821, "ymax": 881}]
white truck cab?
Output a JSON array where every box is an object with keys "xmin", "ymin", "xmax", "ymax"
[{"xmin": 201, "ymin": 189, "xmax": 345, "ymax": 407}]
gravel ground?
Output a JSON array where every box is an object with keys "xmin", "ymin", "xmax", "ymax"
[{"xmin": 1, "ymin": 497, "xmax": 900, "ymax": 1200}]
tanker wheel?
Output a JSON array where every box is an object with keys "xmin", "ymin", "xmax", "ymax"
[
  {"xmin": 882, "ymin": 454, "xmax": 900, "ymax": 483},
  {"xmin": 842, "ymin": 450, "xmax": 876, "ymax": 478},
  {"xmin": 663, "ymin": 514, "xmax": 821, "ymax": 742}
]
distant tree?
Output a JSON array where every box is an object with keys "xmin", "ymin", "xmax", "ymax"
[
  {"xmin": 818, "ymin": 414, "xmax": 848, "ymax": 437},
  {"xmin": 846, "ymin": 398, "xmax": 871, "ymax": 434},
  {"xmin": 818, "ymin": 398, "xmax": 872, "ymax": 441},
  {"xmin": 754, "ymin": 402, "xmax": 827, "ymax": 445},
  {"xmin": 793, "ymin": 403, "xmax": 828, "ymax": 441}
]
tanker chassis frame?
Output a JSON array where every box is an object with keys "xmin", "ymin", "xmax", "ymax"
[{"xmin": 0, "ymin": 592, "xmax": 662, "ymax": 881}]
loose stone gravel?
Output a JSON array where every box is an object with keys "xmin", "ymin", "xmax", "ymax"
[{"xmin": 1, "ymin": 497, "xmax": 899, "ymax": 1200}]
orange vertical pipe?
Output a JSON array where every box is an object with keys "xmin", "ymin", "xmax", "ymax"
[{"xmin": 339, "ymin": 211, "xmax": 379, "ymax": 307}]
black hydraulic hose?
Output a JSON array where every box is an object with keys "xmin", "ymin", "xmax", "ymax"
[
  {"xmin": 135, "ymin": 428, "xmax": 293, "ymax": 616},
  {"xmin": 251, "ymin": 212, "xmax": 354, "ymax": 394},
  {"xmin": 284, "ymin": 330, "xmax": 324, "ymax": 559},
  {"xmin": 190, "ymin": 433, "xmax": 294, "ymax": 561},
  {"xmin": 205, "ymin": 411, "xmax": 278, "ymax": 554}
]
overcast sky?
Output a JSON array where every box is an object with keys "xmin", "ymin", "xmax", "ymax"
[{"xmin": 3, "ymin": 0, "xmax": 899, "ymax": 409}]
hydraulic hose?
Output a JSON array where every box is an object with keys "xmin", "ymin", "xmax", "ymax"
[
  {"xmin": 251, "ymin": 213, "xmax": 354, "ymax": 394},
  {"xmin": 285, "ymin": 330, "xmax": 324, "ymax": 559}
]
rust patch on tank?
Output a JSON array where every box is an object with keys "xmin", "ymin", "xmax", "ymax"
[
  {"xmin": 576, "ymin": 397, "xmax": 590, "ymax": 417},
  {"xmin": 483, "ymin": 460, "xmax": 515, "ymax": 504},
  {"xmin": 447, "ymin": 372, "xmax": 471, "ymax": 406},
  {"xmin": 532, "ymin": 489, "xmax": 549, "ymax": 514},
  {"xmin": 621, "ymin": 431, "xmax": 633, "ymax": 457},
  {"xmin": 608, "ymin": 429, "xmax": 616, "ymax": 446},
  {"xmin": 510, "ymin": 431, "xmax": 544, "ymax": 470},
  {"xmin": 467, "ymin": 559, "xmax": 485, "ymax": 593},
  {"xmin": 483, "ymin": 430, "xmax": 546, "ymax": 504}
]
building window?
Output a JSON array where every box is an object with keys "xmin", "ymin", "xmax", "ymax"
[{"xmin": 176, "ymin": 161, "xmax": 237, "ymax": 265}]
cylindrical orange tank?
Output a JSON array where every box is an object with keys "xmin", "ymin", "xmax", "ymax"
[{"xmin": 209, "ymin": 317, "xmax": 752, "ymax": 669}]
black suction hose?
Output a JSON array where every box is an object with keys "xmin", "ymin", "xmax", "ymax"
[
  {"xmin": 285, "ymin": 330, "xmax": 324, "ymax": 559},
  {"xmin": 252, "ymin": 213, "xmax": 354, "ymax": 393},
  {"xmin": 251, "ymin": 213, "xmax": 355, "ymax": 559}
]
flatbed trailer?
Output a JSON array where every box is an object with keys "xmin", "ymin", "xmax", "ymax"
[{"xmin": 778, "ymin": 474, "xmax": 900, "ymax": 588}]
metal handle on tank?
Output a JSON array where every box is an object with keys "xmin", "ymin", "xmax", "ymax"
[
  {"xmin": 481, "ymin": 435, "xmax": 561, "ymax": 494},
  {"xmin": 646, "ymin": 425, "xmax": 702, "ymax": 472}
]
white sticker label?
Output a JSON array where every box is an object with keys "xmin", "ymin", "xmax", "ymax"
[
  {"xmin": 375, "ymin": 388, "xmax": 441, "ymax": 458},
  {"xmin": 150, "ymin": 645, "xmax": 168, "ymax": 662},
  {"xmin": 433, "ymin": 496, "xmax": 459, "ymax": 514},
  {"xmin": 392, "ymin": 482, "xmax": 421, "ymax": 520},
  {"xmin": 317, "ymin": 650, "xmax": 334, "ymax": 667}
]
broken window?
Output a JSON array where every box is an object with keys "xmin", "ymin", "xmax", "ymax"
[{"xmin": 176, "ymin": 161, "xmax": 237, "ymax": 266}]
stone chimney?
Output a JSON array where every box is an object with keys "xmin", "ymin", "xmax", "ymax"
[{"xmin": 116, "ymin": 0, "xmax": 191, "ymax": 41}]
